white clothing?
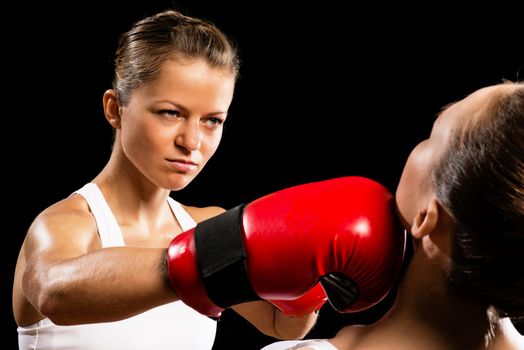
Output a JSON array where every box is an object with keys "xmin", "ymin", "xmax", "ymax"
[
  {"xmin": 261, "ymin": 339, "xmax": 338, "ymax": 350},
  {"xmin": 17, "ymin": 183, "xmax": 216, "ymax": 350}
]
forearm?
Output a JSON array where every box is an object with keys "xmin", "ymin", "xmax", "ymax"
[
  {"xmin": 23, "ymin": 247, "xmax": 176, "ymax": 325},
  {"xmin": 273, "ymin": 309, "xmax": 318, "ymax": 340},
  {"xmin": 233, "ymin": 301, "xmax": 318, "ymax": 340}
]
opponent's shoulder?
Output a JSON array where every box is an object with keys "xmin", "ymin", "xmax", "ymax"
[{"xmin": 182, "ymin": 204, "xmax": 225, "ymax": 223}]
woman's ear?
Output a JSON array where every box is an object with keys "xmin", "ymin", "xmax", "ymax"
[
  {"xmin": 411, "ymin": 196, "xmax": 439, "ymax": 239},
  {"xmin": 103, "ymin": 89, "xmax": 122, "ymax": 129},
  {"xmin": 413, "ymin": 196, "xmax": 453, "ymax": 264}
]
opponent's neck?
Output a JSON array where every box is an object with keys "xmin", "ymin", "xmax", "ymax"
[{"xmin": 388, "ymin": 249, "xmax": 494, "ymax": 348}]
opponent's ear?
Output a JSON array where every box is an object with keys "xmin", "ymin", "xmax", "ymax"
[
  {"xmin": 103, "ymin": 89, "xmax": 122, "ymax": 129},
  {"xmin": 411, "ymin": 196, "xmax": 439, "ymax": 239}
]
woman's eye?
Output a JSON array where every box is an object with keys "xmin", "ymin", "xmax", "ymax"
[
  {"xmin": 205, "ymin": 118, "xmax": 224, "ymax": 127},
  {"xmin": 160, "ymin": 110, "xmax": 180, "ymax": 118}
]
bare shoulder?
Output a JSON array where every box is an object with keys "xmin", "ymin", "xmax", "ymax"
[
  {"xmin": 183, "ymin": 204, "xmax": 226, "ymax": 223},
  {"xmin": 13, "ymin": 194, "xmax": 100, "ymax": 325},
  {"xmin": 37, "ymin": 194, "xmax": 91, "ymax": 221},
  {"xmin": 25, "ymin": 193, "xmax": 101, "ymax": 257}
]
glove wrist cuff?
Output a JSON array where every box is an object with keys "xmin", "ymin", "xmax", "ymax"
[{"xmin": 195, "ymin": 204, "xmax": 259, "ymax": 307}]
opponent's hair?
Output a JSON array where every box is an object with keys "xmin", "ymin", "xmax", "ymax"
[
  {"xmin": 433, "ymin": 82, "xmax": 524, "ymax": 319},
  {"xmin": 113, "ymin": 10, "xmax": 239, "ymax": 105}
]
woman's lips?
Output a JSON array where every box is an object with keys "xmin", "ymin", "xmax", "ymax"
[{"xmin": 167, "ymin": 159, "xmax": 198, "ymax": 172}]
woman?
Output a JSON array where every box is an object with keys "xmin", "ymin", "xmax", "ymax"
[
  {"xmin": 12, "ymin": 10, "xmax": 318, "ymax": 350},
  {"xmin": 263, "ymin": 82, "xmax": 524, "ymax": 349}
]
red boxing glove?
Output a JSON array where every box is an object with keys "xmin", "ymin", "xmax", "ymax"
[
  {"xmin": 269, "ymin": 283, "xmax": 327, "ymax": 318},
  {"xmin": 167, "ymin": 176, "xmax": 406, "ymax": 317}
]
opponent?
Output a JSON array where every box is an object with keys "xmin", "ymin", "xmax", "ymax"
[{"xmin": 262, "ymin": 82, "xmax": 524, "ymax": 349}]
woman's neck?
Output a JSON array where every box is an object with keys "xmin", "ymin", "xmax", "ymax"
[
  {"xmin": 377, "ymin": 249, "xmax": 497, "ymax": 349},
  {"xmin": 93, "ymin": 150, "xmax": 172, "ymax": 226}
]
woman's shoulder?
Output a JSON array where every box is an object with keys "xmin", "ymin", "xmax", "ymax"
[
  {"xmin": 36, "ymin": 192, "xmax": 92, "ymax": 222},
  {"xmin": 182, "ymin": 204, "xmax": 226, "ymax": 223},
  {"xmin": 28, "ymin": 193, "xmax": 97, "ymax": 241}
]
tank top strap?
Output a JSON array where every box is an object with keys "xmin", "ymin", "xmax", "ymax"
[
  {"xmin": 73, "ymin": 183, "xmax": 125, "ymax": 248},
  {"xmin": 167, "ymin": 197, "xmax": 197, "ymax": 231}
]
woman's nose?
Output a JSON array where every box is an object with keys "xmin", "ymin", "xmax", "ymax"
[{"xmin": 175, "ymin": 121, "xmax": 201, "ymax": 151}]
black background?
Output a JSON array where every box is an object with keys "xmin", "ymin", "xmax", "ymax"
[{"xmin": 4, "ymin": 1, "xmax": 523, "ymax": 349}]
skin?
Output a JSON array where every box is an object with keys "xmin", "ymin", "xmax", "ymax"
[
  {"xmin": 12, "ymin": 58, "xmax": 316, "ymax": 339},
  {"xmin": 288, "ymin": 84, "xmax": 524, "ymax": 349}
]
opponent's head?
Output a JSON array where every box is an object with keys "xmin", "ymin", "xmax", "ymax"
[{"xmin": 397, "ymin": 81, "xmax": 524, "ymax": 318}]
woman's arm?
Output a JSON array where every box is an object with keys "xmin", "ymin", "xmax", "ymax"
[
  {"xmin": 187, "ymin": 204, "xmax": 319, "ymax": 339},
  {"xmin": 22, "ymin": 197, "xmax": 177, "ymax": 325},
  {"xmin": 233, "ymin": 301, "xmax": 318, "ymax": 340}
]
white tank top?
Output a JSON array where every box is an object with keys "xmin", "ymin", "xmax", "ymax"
[{"xmin": 17, "ymin": 183, "xmax": 217, "ymax": 350}]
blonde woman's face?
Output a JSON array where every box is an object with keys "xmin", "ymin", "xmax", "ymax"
[{"xmin": 119, "ymin": 59, "xmax": 235, "ymax": 190}]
